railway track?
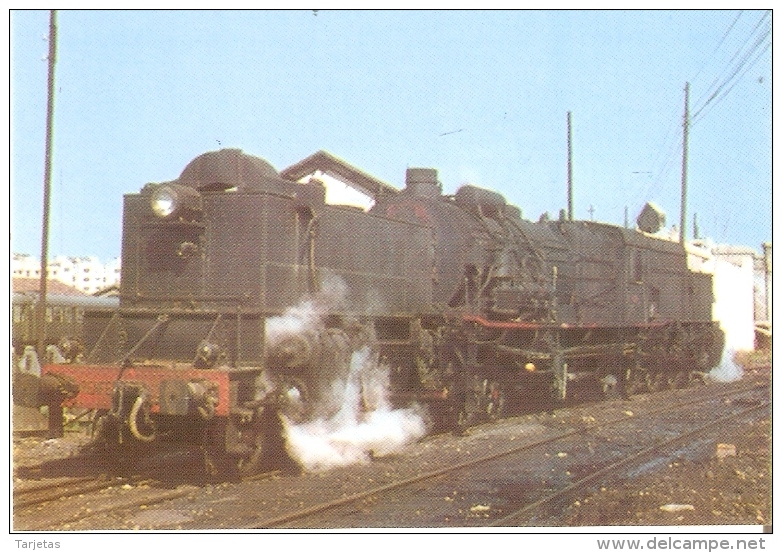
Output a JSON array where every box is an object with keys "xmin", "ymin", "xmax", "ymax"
[
  {"xmin": 13, "ymin": 483, "xmax": 202, "ymax": 530},
  {"xmin": 13, "ymin": 451, "xmax": 280, "ymax": 530},
  {"xmin": 14, "ymin": 475, "xmax": 146, "ymax": 510},
  {"xmin": 245, "ymin": 381, "xmax": 768, "ymax": 528},
  {"xmin": 489, "ymin": 400, "xmax": 769, "ymax": 526},
  {"xmin": 13, "ymin": 378, "xmax": 768, "ymax": 530}
]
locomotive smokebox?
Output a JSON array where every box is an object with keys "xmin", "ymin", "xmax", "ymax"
[
  {"xmin": 267, "ymin": 333, "xmax": 317, "ymax": 369},
  {"xmin": 405, "ymin": 168, "xmax": 441, "ymax": 197}
]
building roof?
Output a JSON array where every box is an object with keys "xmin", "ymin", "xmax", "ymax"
[
  {"xmin": 92, "ymin": 284, "xmax": 120, "ymax": 297},
  {"xmin": 713, "ymin": 244, "xmax": 758, "ymax": 255},
  {"xmin": 280, "ymin": 150, "xmax": 398, "ymax": 200},
  {"xmin": 12, "ymin": 278, "xmax": 88, "ymax": 296}
]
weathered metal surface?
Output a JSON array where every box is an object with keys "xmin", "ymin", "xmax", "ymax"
[
  {"xmin": 56, "ymin": 148, "xmax": 723, "ymax": 464},
  {"xmin": 43, "ymin": 363, "xmax": 231, "ymax": 416}
]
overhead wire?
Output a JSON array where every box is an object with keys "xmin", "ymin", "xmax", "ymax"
[
  {"xmin": 641, "ymin": 10, "xmax": 770, "ymax": 210},
  {"xmin": 691, "ymin": 11, "xmax": 770, "ymax": 118},
  {"xmin": 640, "ymin": 98, "xmax": 686, "ymax": 209},
  {"xmin": 689, "ymin": 10, "xmax": 744, "ymax": 85},
  {"xmin": 691, "ymin": 29, "xmax": 770, "ymax": 125},
  {"xmin": 648, "ymin": 105, "xmax": 685, "ymax": 180},
  {"xmin": 691, "ymin": 11, "xmax": 765, "ymax": 108}
]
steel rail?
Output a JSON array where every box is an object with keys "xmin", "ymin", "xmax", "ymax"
[
  {"xmin": 14, "ymin": 475, "xmax": 152, "ymax": 510},
  {"xmin": 250, "ymin": 381, "xmax": 766, "ymax": 528},
  {"xmin": 490, "ymin": 400, "xmax": 769, "ymax": 527}
]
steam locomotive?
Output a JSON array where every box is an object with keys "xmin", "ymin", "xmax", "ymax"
[{"xmin": 35, "ymin": 148, "xmax": 724, "ymax": 476}]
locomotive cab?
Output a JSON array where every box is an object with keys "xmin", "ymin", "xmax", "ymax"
[{"xmin": 43, "ymin": 149, "xmax": 437, "ymax": 477}]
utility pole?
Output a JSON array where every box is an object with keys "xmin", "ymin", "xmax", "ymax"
[
  {"xmin": 36, "ymin": 10, "xmax": 61, "ymax": 438},
  {"xmin": 36, "ymin": 10, "xmax": 57, "ymax": 359},
  {"xmin": 679, "ymin": 82, "xmax": 690, "ymax": 244},
  {"xmin": 567, "ymin": 111, "xmax": 574, "ymax": 221}
]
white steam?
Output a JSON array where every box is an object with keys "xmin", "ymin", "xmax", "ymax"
[
  {"xmin": 265, "ymin": 274, "xmax": 348, "ymax": 347},
  {"xmin": 264, "ymin": 299, "xmax": 319, "ymax": 345},
  {"xmin": 707, "ymin": 347, "xmax": 744, "ymax": 383},
  {"xmin": 686, "ymin": 243, "xmax": 754, "ymax": 384},
  {"xmin": 284, "ymin": 346, "xmax": 428, "ymax": 472},
  {"xmin": 265, "ymin": 275, "xmax": 428, "ymax": 472}
]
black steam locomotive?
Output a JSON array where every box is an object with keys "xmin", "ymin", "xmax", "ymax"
[{"xmin": 39, "ymin": 148, "xmax": 723, "ymax": 476}]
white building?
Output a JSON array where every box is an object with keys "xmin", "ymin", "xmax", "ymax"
[
  {"xmin": 280, "ymin": 150, "xmax": 398, "ymax": 211},
  {"xmin": 12, "ymin": 253, "xmax": 42, "ymax": 279},
  {"xmin": 11, "ymin": 253, "xmax": 121, "ymax": 295}
]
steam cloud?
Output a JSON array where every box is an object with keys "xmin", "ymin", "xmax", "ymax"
[
  {"xmin": 707, "ymin": 347, "xmax": 744, "ymax": 383},
  {"xmin": 265, "ymin": 274, "xmax": 348, "ymax": 347},
  {"xmin": 284, "ymin": 346, "xmax": 428, "ymax": 472},
  {"xmin": 265, "ymin": 275, "xmax": 428, "ymax": 472}
]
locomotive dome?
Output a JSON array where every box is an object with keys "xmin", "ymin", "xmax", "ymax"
[
  {"xmin": 34, "ymin": 145, "xmax": 728, "ymax": 481},
  {"xmin": 177, "ymin": 148, "xmax": 281, "ymax": 192}
]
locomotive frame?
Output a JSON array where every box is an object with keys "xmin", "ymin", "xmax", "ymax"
[{"xmin": 33, "ymin": 148, "xmax": 724, "ymax": 477}]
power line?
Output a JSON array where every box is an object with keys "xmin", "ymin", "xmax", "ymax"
[
  {"xmin": 640, "ymin": 99, "xmax": 686, "ymax": 204},
  {"xmin": 692, "ymin": 34, "xmax": 770, "ymax": 125},
  {"xmin": 641, "ymin": 12, "xmax": 749, "ymax": 207},
  {"xmin": 648, "ymin": 105, "xmax": 684, "ymax": 177},
  {"xmin": 692, "ymin": 10, "xmax": 769, "ymax": 107},
  {"xmin": 642, "ymin": 10, "xmax": 770, "ymax": 207},
  {"xmin": 644, "ymin": 121, "xmax": 684, "ymax": 206},
  {"xmin": 691, "ymin": 11, "xmax": 770, "ymax": 117},
  {"xmin": 690, "ymin": 10, "xmax": 744, "ymax": 84}
]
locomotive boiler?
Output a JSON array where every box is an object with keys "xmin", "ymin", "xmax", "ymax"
[{"xmin": 37, "ymin": 148, "xmax": 724, "ymax": 476}]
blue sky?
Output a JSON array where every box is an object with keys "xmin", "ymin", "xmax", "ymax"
[{"xmin": 11, "ymin": 10, "xmax": 772, "ymax": 261}]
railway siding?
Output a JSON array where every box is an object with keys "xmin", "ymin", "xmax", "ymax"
[{"xmin": 13, "ymin": 368, "xmax": 769, "ymax": 530}]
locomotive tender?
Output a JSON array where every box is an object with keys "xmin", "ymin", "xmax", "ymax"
[{"xmin": 40, "ymin": 148, "xmax": 724, "ymax": 476}]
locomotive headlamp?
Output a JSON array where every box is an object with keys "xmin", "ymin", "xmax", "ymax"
[
  {"xmin": 150, "ymin": 184, "xmax": 202, "ymax": 220},
  {"xmin": 151, "ymin": 187, "xmax": 176, "ymax": 218}
]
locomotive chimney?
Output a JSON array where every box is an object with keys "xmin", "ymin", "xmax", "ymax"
[{"xmin": 405, "ymin": 168, "xmax": 441, "ymax": 197}]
